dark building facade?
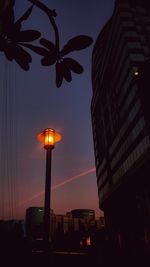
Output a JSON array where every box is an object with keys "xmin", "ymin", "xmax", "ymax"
[
  {"xmin": 25, "ymin": 207, "xmax": 44, "ymax": 240},
  {"xmin": 71, "ymin": 209, "xmax": 95, "ymax": 221},
  {"xmin": 91, "ymin": 0, "xmax": 150, "ymax": 264}
]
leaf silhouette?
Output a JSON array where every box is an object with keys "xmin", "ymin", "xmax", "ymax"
[
  {"xmin": 62, "ymin": 61, "xmax": 72, "ymax": 82},
  {"xmin": 4, "ymin": 45, "xmax": 13, "ymax": 61},
  {"xmin": 41, "ymin": 53, "xmax": 57, "ymax": 66},
  {"xmin": 56, "ymin": 61, "xmax": 63, "ymax": 88},
  {"xmin": 18, "ymin": 5, "xmax": 33, "ymax": 22},
  {"xmin": 21, "ymin": 43, "xmax": 48, "ymax": 55},
  {"xmin": 15, "ymin": 5, "xmax": 33, "ymax": 30},
  {"xmin": 14, "ymin": 30, "xmax": 41, "ymax": 42},
  {"xmin": 1, "ymin": 1, "xmax": 15, "ymax": 33},
  {"xmin": 13, "ymin": 44, "xmax": 32, "ymax": 70},
  {"xmin": 64, "ymin": 58, "xmax": 83, "ymax": 74},
  {"xmin": 61, "ymin": 35, "xmax": 93, "ymax": 57},
  {"xmin": 0, "ymin": 1, "xmax": 43, "ymax": 71},
  {"xmin": 40, "ymin": 38, "xmax": 56, "ymax": 51}
]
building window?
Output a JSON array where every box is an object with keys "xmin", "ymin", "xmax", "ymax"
[
  {"xmin": 112, "ymin": 135, "xmax": 150, "ymax": 184},
  {"xmin": 97, "ymin": 170, "xmax": 108, "ymax": 190},
  {"xmin": 109, "ymin": 99, "xmax": 141, "ymax": 156},
  {"xmin": 110, "ymin": 116, "xmax": 146, "ymax": 169}
]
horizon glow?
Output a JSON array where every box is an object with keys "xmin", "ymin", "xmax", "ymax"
[{"xmin": 19, "ymin": 167, "xmax": 96, "ymax": 207}]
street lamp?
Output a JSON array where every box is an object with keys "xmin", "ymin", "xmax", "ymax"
[{"xmin": 37, "ymin": 128, "xmax": 62, "ymax": 248}]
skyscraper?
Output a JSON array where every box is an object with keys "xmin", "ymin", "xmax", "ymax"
[{"xmin": 91, "ymin": 0, "xmax": 150, "ymax": 263}]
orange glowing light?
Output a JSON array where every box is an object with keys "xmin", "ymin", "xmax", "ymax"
[
  {"xmin": 37, "ymin": 128, "xmax": 62, "ymax": 149},
  {"xmin": 86, "ymin": 236, "xmax": 91, "ymax": 246}
]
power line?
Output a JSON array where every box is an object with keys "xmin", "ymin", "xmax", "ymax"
[{"xmin": 0, "ymin": 55, "xmax": 18, "ymax": 220}]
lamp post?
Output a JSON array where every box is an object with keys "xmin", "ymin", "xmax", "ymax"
[{"xmin": 37, "ymin": 128, "xmax": 62, "ymax": 248}]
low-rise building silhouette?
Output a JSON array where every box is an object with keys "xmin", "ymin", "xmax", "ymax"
[{"xmin": 25, "ymin": 207, "xmax": 103, "ymax": 250}]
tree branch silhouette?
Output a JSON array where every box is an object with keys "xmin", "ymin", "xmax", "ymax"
[
  {"xmin": 0, "ymin": 0, "xmax": 93, "ymax": 87},
  {"xmin": 28, "ymin": 0, "xmax": 93, "ymax": 87},
  {"xmin": 28, "ymin": 0, "xmax": 60, "ymax": 51}
]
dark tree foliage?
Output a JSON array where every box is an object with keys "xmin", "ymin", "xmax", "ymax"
[
  {"xmin": 0, "ymin": 1, "xmax": 41, "ymax": 70},
  {"xmin": 0, "ymin": 0, "xmax": 93, "ymax": 87}
]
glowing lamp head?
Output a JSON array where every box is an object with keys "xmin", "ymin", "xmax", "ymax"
[{"xmin": 37, "ymin": 128, "xmax": 62, "ymax": 149}]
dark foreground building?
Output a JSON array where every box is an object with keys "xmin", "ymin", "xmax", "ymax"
[{"xmin": 91, "ymin": 0, "xmax": 150, "ymax": 265}]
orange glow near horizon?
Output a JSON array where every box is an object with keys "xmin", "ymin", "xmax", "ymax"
[
  {"xmin": 52, "ymin": 167, "xmax": 96, "ymax": 190},
  {"xmin": 19, "ymin": 167, "xmax": 96, "ymax": 206}
]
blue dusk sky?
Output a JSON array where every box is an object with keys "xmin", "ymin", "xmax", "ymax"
[{"xmin": 0, "ymin": 0, "xmax": 115, "ymax": 220}]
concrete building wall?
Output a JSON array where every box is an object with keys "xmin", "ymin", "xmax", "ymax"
[{"xmin": 91, "ymin": 0, "xmax": 150, "ymax": 264}]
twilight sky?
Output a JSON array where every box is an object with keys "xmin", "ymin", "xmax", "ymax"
[{"xmin": 0, "ymin": 0, "xmax": 114, "ymax": 220}]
